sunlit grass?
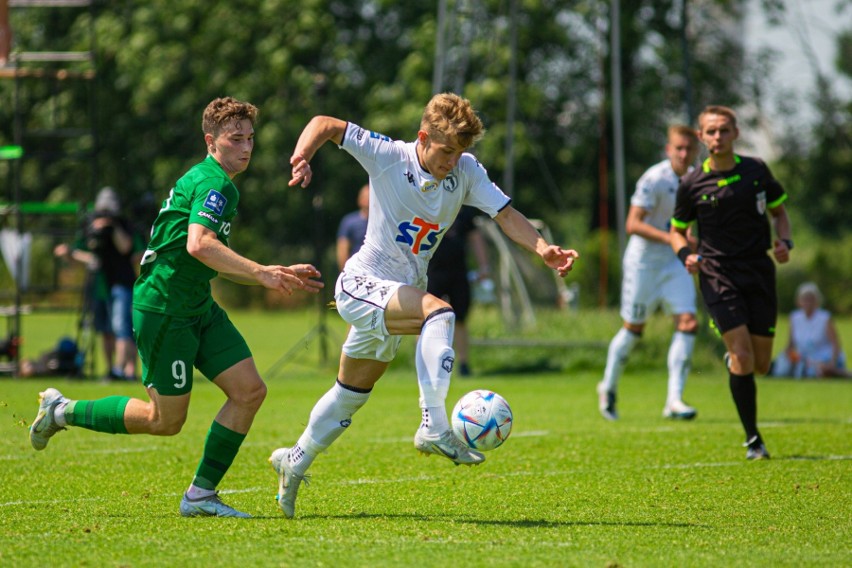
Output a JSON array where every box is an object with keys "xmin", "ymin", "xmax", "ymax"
[{"xmin": 0, "ymin": 308, "xmax": 849, "ymax": 567}]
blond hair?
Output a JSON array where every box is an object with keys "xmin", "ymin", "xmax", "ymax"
[
  {"xmin": 668, "ymin": 124, "xmax": 698, "ymax": 144},
  {"xmin": 202, "ymin": 97, "xmax": 258, "ymax": 138},
  {"xmin": 698, "ymin": 105, "xmax": 737, "ymax": 130},
  {"xmin": 420, "ymin": 93, "xmax": 484, "ymax": 149}
]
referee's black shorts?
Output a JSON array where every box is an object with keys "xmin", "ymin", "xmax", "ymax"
[{"xmin": 699, "ymin": 255, "xmax": 777, "ymax": 337}]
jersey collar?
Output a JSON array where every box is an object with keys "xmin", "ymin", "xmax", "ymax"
[{"xmin": 702, "ymin": 154, "xmax": 741, "ymax": 173}]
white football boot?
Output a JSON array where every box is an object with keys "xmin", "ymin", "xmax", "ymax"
[
  {"xmin": 269, "ymin": 447, "xmax": 310, "ymax": 519},
  {"xmin": 413, "ymin": 428, "xmax": 485, "ymax": 466},
  {"xmin": 29, "ymin": 388, "xmax": 68, "ymax": 450},
  {"xmin": 596, "ymin": 382, "xmax": 618, "ymax": 421},
  {"xmin": 662, "ymin": 399, "xmax": 698, "ymax": 420}
]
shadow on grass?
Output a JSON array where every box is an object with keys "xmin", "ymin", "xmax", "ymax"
[
  {"xmin": 257, "ymin": 512, "xmax": 710, "ymax": 529},
  {"xmin": 761, "ymin": 417, "xmax": 852, "ymax": 425},
  {"xmin": 685, "ymin": 416, "xmax": 851, "ymax": 426},
  {"xmin": 778, "ymin": 455, "xmax": 852, "ymax": 461}
]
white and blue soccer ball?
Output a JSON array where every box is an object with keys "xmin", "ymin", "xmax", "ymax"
[{"xmin": 451, "ymin": 389, "xmax": 513, "ymax": 451}]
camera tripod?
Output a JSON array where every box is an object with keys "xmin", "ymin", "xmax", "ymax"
[{"xmin": 264, "ymin": 191, "xmax": 340, "ymax": 380}]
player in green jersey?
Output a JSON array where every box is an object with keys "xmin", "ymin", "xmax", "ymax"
[{"xmin": 29, "ymin": 97, "xmax": 324, "ymax": 517}]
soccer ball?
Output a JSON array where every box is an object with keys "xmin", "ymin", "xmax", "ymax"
[{"xmin": 451, "ymin": 389, "xmax": 513, "ymax": 451}]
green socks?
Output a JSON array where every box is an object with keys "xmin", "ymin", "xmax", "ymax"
[
  {"xmin": 62, "ymin": 401, "xmax": 245, "ymax": 492},
  {"xmin": 65, "ymin": 397, "xmax": 131, "ymax": 434},
  {"xmin": 191, "ymin": 421, "xmax": 247, "ymax": 490}
]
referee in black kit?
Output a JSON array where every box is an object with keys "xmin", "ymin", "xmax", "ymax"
[{"xmin": 670, "ymin": 105, "xmax": 793, "ymax": 460}]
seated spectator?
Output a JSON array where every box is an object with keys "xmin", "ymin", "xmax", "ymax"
[{"xmin": 771, "ymin": 282, "xmax": 849, "ymax": 378}]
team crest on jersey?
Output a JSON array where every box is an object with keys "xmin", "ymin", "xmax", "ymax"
[
  {"xmin": 442, "ymin": 173, "xmax": 458, "ymax": 193},
  {"xmin": 756, "ymin": 191, "xmax": 766, "ymax": 215},
  {"xmin": 203, "ymin": 189, "xmax": 226, "ymax": 215},
  {"xmin": 396, "ymin": 217, "xmax": 443, "ymax": 254}
]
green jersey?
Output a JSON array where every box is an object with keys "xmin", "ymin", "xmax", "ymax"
[{"xmin": 133, "ymin": 155, "xmax": 239, "ymax": 316}]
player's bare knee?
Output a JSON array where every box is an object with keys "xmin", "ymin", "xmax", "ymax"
[
  {"xmin": 754, "ymin": 358, "xmax": 772, "ymax": 376},
  {"xmin": 674, "ymin": 314, "xmax": 698, "ymax": 334},
  {"xmin": 149, "ymin": 413, "xmax": 186, "ymax": 436},
  {"xmin": 625, "ymin": 323, "xmax": 644, "ymax": 336},
  {"xmin": 729, "ymin": 348, "xmax": 754, "ymax": 372},
  {"xmin": 229, "ymin": 379, "xmax": 267, "ymax": 410},
  {"xmin": 249, "ymin": 380, "xmax": 268, "ymax": 408},
  {"xmin": 423, "ymin": 294, "xmax": 453, "ymax": 316},
  {"xmin": 423, "ymin": 305, "xmax": 456, "ymax": 328}
]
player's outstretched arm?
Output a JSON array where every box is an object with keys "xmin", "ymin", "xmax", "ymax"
[
  {"xmin": 289, "ymin": 116, "xmax": 348, "ymax": 188},
  {"xmin": 187, "ymin": 224, "xmax": 323, "ymax": 294},
  {"xmin": 493, "ymin": 206, "xmax": 579, "ymax": 277},
  {"xmin": 247, "ymin": 264, "xmax": 323, "ymax": 295}
]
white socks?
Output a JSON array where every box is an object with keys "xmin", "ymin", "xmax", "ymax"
[
  {"xmin": 416, "ymin": 309, "xmax": 455, "ymax": 434},
  {"xmin": 667, "ymin": 331, "xmax": 695, "ymax": 404},
  {"xmin": 185, "ymin": 485, "xmax": 216, "ymax": 499},
  {"xmin": 288, "ymin": 309, "xmax": 457, "ymax": 475},
  {"xmin": 290, "ymin": 380, "xmax": 371, "ymax": 475},
  {"xmin": 54, "ymin": 401, "xmax": 70, "ymax": 427},
  {"xmin": 601, "ymin": 327, "xmax": 639, "ymax": 392}
]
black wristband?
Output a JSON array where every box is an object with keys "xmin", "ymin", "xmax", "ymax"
[
  {"xmin": 677, "ymin": 246, "xmax": 691, "ymax": 265},
  {"xmin": 782, "ymin": 239, "xmax": 794, "ymax": 250}
]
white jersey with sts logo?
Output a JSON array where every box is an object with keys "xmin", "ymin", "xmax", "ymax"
[
  {"xmin": 623, "ymin": 159, "xmax": 685, "ymax": 266},
  {"xmin": 340, "ymin": 121, "xmax": 511, "ymax": 290}
]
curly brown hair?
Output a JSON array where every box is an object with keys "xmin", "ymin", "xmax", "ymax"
[
  {"xmin": 202, "ymin": 97, "xmax": 258, "ymax": 138},
  {"xmin": 420, "ymin": 93, "xmax": 485, "ymax": 149}
]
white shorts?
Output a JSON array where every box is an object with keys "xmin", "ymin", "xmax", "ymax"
[
  {"xmin": 335, "ymin": 271, "xmax": 404, "ymax": 362},
  {"xmin": 619, "ymin": 257, "xmax": 696, "ymax": 324}
]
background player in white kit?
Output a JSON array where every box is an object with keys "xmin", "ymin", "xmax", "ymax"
[
  {"xmin": 597, "ymin": 125, "xmax": 700, "ymax": 421},
  {"xmin": 270, "ymin": 93, "xmax": 579, "ymax": 518}
]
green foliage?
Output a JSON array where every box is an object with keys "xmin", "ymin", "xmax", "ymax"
[
  {"xmin": 0, "ymin": 1, "xmax": 769, "ymax": 243},
  {"xmin": 780, "ymin": 87, "xmax": 852, "ymax": 237},
  {"xmin": 804, "ymin": 233, "xmax": 852, "ymax": 315},
  {"xmin": 772, "ymin": 227, "xmax": 852, "ymax": 316},
  {"xmin": 764, "ymin": 6, "xmax": 851, "ymax": 240},
  {"xmin": 2, "ymin": 1, "xmax": 849, "ymax": 313},
  {"xmin": 564, "ymin": 228, "xmax": 621, "ymax": 308}
]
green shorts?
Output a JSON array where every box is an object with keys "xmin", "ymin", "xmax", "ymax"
[{"xmin": 132, "ymin": 303, "xmax": 252, "ymax": 396}]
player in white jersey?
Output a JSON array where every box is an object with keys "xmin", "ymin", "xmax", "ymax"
[
  {"xmin": 269, "ymin": 93, "xmax": 579, "ymax": 518},
  {"xmin": 597, "ymin": 125, "xmax": 700, "ymax": 421}
]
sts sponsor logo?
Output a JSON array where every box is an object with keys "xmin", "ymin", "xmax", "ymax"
[
  {"xmin": 396, "ymin": 217, "xmax": 443, "ymax": 254},
  {"xmin": 369, "ymin": 131, "xmax": 391, "ymax": 143}
]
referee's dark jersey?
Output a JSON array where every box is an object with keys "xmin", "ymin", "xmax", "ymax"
[{"xmin": 671, "ymin": 155, "xmax": 787, "ymax": 260}]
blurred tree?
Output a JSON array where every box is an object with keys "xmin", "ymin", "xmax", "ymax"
[
  {"xmin": 1, "ymin": 0, "xmax": 847, "ymax": 308},
  {"xmin": 759, "ymin": 2, "xmax": 850, "ymax": 244},
  {"xmin": 795, "ymin": 24, "xmax": 851, "ymax": 237}
]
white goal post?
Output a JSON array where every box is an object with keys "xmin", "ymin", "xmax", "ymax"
[{"xmin": 473, "ymin": 217, "xmax": 578, "ymax": 331}]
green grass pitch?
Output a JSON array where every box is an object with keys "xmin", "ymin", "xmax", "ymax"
[{"xmin": 0, "ymin": 308, "xmax": 849, "ymax": 567}]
